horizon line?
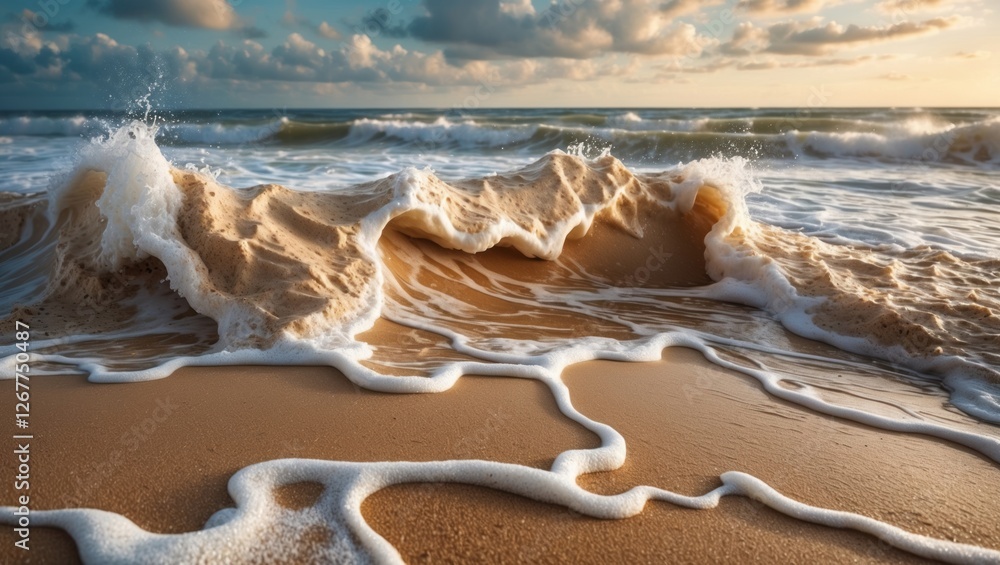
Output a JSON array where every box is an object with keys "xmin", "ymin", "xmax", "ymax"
[{"xmin": 1, "ymin": 105, "xmax": 999, "ymax": 112}]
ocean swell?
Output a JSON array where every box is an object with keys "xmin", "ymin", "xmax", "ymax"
[{"xmin": 2, "ymin": 112, "xmax": 997, "ymax": 166}]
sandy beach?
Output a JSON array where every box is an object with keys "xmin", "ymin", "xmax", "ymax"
[{"xmin": 3, "ymin": 341, "xmax": 998, "ymax": 562}]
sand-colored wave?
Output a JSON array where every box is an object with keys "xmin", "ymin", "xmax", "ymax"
[
  {"xmin": 0, "ymin": 121, "xmax": 997, "ymax": 420},
  {"xmin": 5, "ymin": 124, "xmax": 727, "ymax": 353}
]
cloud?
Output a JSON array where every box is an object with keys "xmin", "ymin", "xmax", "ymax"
[
  {"xmin": 0, "ymin": 23, "xmax": 632, "ymax": 100},
  {"xmin": 89, "ymin": 0, "xmax": 238, "ymax": 30},
  {"xmin": 773, "ymin": 17, "xmax": 957, "ymax": 55},
  {"xmin": 951, "ymin": 50, "xmax": 991, "ymax": 60},
  {"xmin": 875, "ymin": 0, "xmax": 979, "ymax": 13},
  {"xmin": 722, "ymin": 16, "xmax": 960, "ymax": 56},
  {"xmin": 192, "ymin": 32, "xmax": 632, "ymax": 95},
  {"xmin": 736, "ymin": 53, "xmax": 891, "ymax": 69},
  {"xmin": 667, "ymin": 52, "xmax": 889, "ymax": 74},
  {"xmin": 0, "ymin": 0, "xmax": 983, "ymax": 108},
  {"xmin": 880, "ymin": 71, "xmax": 912, "ymax": 80},
  {"xmin": 8, "ymin": 10, "xmax": 75, "ymax": 33},
  {"xmin": 499, "ymin": 0, "xmax": 535, "ymax": 17},
  {"xmin": 736, "ymin": 0, "xmax": 850, "ymax": 16},
  {"xmin": 737, "ymin": 59, "xmax": 780, "ymax": 70},
  {"xmin": 658, "ymin": 58, "xmax": 734, "ymax": 75},
  {"xmin": 282, "ymin": 0, "xmax": 305, "ymax": 27},
  {"xmin": 405, "ymin": 0, "xmax": 718, "ymax": 60},
  {"xmin": 317, "ymin": 22, "xmax": 341, "ymax": 40},
  {"xmin": 0, "ymin": 45, "xmax": 39, "ymax": 75},
  {"xmin": 282, "ymin": 0, "xmax": 342, "ymax": 41},
  {"xmin": 238, "ymin": 26, "xmax": 268, "ymax": 39},
  {"xmin": 657, "ymin": 0, "xmax": 728, "ymax": 18},
  {"xmin": 719, "ymin": 21, "xmax": 771, "ymax": 56}
]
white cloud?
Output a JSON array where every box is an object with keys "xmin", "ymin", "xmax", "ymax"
[
  {"xmin": 736, "ymin": 0, "xmax": 851, "ymax": 16},
  {"xmin": 407, "ymin": 0, "xmax": 718, "ymax": 59},
  {"xmin": 499, "ymin": 0, "xmax": 535, "ymax": 17},
  {"xmin": 722, "ymin": 16, "xmax": 961, "ymax": 56},
  {"xmin": 93, "ymin": 0, "xmax": 238, "ymax": 30},
  {"xmin": 317, "ymin": 22, "xmax": 341, "ymax": 40},
  {"xmin": 875, "ymin": 0, "xmax": 979, "ymax": 14}
]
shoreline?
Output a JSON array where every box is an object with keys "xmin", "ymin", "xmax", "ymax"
[{"xmin": 4, "ymin": 348, "xmax": 998, "ymax": 562}]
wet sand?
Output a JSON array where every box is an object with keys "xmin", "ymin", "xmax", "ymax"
[
  {"xmin": 0, "ymin": 361, "xmax": 593, "ymax": 562},
  {"xmin": 4, "ymin": 347, "xmax": 998, "ymax": 563}
]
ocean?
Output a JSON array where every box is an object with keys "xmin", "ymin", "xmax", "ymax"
[{"xmin": 1, "ymin": 107, "xmax": 999, "ymax": 562}]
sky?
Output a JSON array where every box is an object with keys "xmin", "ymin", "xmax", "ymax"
[{"xmin": 0, "ymin": 0, "xmax": 997, "ymax": 109}]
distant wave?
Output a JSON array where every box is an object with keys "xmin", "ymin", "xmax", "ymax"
[
  {"xmin": 162, "ymin": 114, "xmax": 1000, "ymax": 165},
  {"xmin": 344, "ymin": 117, "xmax": 538, "ymax": 147},
  {"xmin": 787, "ymin": 118, "xmax": 1000, "ymax": 165},
  {"xmin": 1, "ymin": 112, "xmax": 997, "ymax": 165},
  {"xmin": 607, "ymin": 112, "xmax": 708, "ymax": 132},
  {"xmin": 0, "ymin": 115, "xmax": 100, "ymax": 136},
  {"xmin": 160, "ymin": 119, "xmax": 288, "ymax": 145}
]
